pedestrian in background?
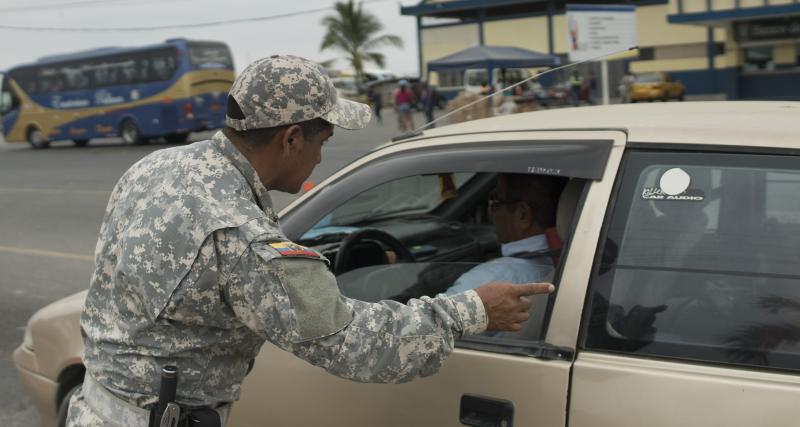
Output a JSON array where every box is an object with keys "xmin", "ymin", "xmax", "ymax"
[
  {"xmin": 568, "ymin": 70, "xmax": 584, "ymax": 106},
  {"xmin": 394, "ymin": 79, "xmax": 415, "ymax": 132},
  {"xmin": 618, "ymin": 72, "xmax": 635, "ymax": 103},
  {"xmin": 420, "ymin": 81, "xmax": 437, "ymax": 128},
  {"xmin": 66, "ymin": 55, "xmax": 554, "ymax": 427},
  {"xmin": 587, "ymin": 71, "xmax": 597, "ymax": 105},
  {"xmin": 368, "ymin": 84, "xmax": 382, "ymax": 124}
]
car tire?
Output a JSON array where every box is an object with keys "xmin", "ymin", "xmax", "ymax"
[
  {"xmin": 120, "ymin": 119, "xmax": 146, "ymax": 145},
  {"xmin": 678, "ymin": 93, "xmax": 685, "ymax": 101},
  {"xmin": 73, "ymin": 139, "xmax": 90, "ymax": 147},
  {"xmin": 27, "ymin": 126, "xmax": 50, "ymax": 149},
  {"xmin": 56, "ymin": 383, "xmax": 81, "ymax": 427},
  {"xmin": 165, "ymin": 132, "xmax": 189, "ymax": 144}
]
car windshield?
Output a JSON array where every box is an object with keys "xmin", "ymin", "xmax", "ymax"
[
  {"xmin": 635, "ymin": 73, "xmax": 662, "ymax": 83},
  {"xmin": 332, "ymin": 79, "xmax": 358, "ymax": 92},
  {"xmin": 305, "ymin": 173, "xmax": 475, "ymax": 231}
]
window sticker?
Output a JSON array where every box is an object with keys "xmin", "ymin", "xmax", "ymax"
[{"xmin": 642, "ymin": 167, "xmax": 705, "ymax": 201}]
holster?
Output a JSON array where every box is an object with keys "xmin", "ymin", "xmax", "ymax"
[{"xmin": 149, "ymin": 406, "xmax": 221, "ymax": 427}]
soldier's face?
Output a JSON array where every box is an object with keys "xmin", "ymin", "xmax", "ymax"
[{"xmin": 283, "ymin": 126, "xmax": 333, "ymax": 193}]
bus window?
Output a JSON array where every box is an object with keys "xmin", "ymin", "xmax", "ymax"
[
  {"xmin": 1, "ymin": 78, "xmax": 21, "ymax": 114},
  {"xmin": 188, "ymin": 42, "xmax": 233, "ymax": 69}
]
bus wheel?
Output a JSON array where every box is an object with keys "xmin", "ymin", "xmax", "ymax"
[
  {"xmin": 73, "ymin": 139, "xmax": 90, "ymax": 147},
  {"xmin": 27, "ymin": 127, "xmax": 50, "ymax": 149},
  {"xmin": 120, "ymin": 119, "xmax": 145, "ymax": 145},
  {"xmin": 165, "ymin": 132, "xmax": 189, "ymax": 144}
]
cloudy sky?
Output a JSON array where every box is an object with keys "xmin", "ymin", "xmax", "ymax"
[{"xmin": 0, "ymin": 0, "xmax": 420, "ymax": 75}]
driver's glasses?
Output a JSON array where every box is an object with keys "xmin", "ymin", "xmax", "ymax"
[{"xmin": 488, "ymin": 191, "xmax": 519, "ymax": 212}]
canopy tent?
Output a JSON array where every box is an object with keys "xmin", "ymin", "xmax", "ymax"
[{"xmin": 427, "ymin": 45, "xmax": 561, "ymax": 72}]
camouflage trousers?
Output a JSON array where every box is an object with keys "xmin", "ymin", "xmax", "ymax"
[
  {"xmin": 66, "ymin": 374, "xmax": 231, "ymax": 426},
  {"xmin": 66, "ymin": 387, "xmax": 124, "ymax": 427}
]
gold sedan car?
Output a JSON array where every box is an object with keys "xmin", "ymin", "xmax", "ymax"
[
  {"xmin": 630, "ymin": 72, "xmax": 686, "ymax": 102},
  {"xmin": 16, "ymin": 102, "xmax": 800, "ymax": 427}
]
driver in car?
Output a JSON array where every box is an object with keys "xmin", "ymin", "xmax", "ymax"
[{"xmin": 446, "ymin": 173, "xmax": 567, "ymax": 295}]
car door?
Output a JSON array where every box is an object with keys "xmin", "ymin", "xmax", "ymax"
[
  {"xmin": 571, "ymin": 146, "xmax": 800, "ymax": 426},
  {"xmin": 228, "ymin": 130, "xmax": 626, "ymax": 427}
]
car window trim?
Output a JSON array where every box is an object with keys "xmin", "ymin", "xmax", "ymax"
[
  {"xmin": 627, "ymin": 142, "xmax": 800, "ymax": 157},
  {"xmin": 456, "ymin": 336, "xmax": 575, "ymax": 361},
  {"xmin": 281, "ymin": 139, "xmax": 613, "ymax": 239}
]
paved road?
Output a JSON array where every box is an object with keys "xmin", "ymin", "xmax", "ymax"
[{"xmin": 0, "ymin": 109, "xmax": 431, "ymax": 426}]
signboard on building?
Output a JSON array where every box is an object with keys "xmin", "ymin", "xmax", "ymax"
[
  {"xmin": 566, "ymin": 4, "xmax": 637, "ymax": 62},
  {"xmin": 735, "ymin": 18, "xmax": 800, "ymax": 42}
]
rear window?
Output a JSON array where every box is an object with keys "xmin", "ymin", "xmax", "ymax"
[
  {"xmin": 635, "ymin": 73, "xmax": 661, "ymax": 83},
  {"xmin": 584, "ymin": 150, "xmax": 800, "ymax": 372}
]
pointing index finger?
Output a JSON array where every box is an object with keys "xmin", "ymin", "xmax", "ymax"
[{"xmin": 513, "ymin": 283, "xmax": 556, "ymax": 296}]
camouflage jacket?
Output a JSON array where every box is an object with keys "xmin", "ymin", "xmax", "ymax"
[{"xmin": 81, "ymin": 131, "xmax": 488, "ymax": 409}]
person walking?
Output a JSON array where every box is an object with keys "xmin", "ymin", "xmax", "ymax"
[
  {"xmin": 394, "ymin": 79, "xmax": 415, "ymax": 132},
  {"xmin": 66, "ymin": 55, "xmax": 553, "ymax": 427},
  {"xmin": 618, "ymin": 72, "xmax": 635, "ymax": 104},
  {"xmin": 368, "ymin": 84, "xmax": 382, "ymax": 124},
  {"xmin": 568, "ymin": 70, "xmax": 584, "ymax": 106},
  {"xmin": 420, "ymin": 81, "xmax": 437, "ymax": 128},
  {"xmin": 587, "ymin": 71, "xmax": 597, "ymax": 105}
]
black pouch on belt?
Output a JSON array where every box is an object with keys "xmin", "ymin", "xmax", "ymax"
[{"xmin": 186, "ymin": 407, "xmax": 221, "ymax": 427}]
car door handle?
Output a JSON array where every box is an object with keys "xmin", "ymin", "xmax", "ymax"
[{"xmin": 459, "ymin": 394, "xmax": 514, "ymax": 427}]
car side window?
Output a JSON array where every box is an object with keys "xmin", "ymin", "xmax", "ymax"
[
  {"xmin": 296, "ymin": 171, "xmax": 586, "ymax": 349},
  {"xmin": 583, "ymin": 150, "xmax": 800, "ymax": 371}
]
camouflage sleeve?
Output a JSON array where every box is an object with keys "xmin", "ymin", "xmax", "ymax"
[{"xmin": 224, "ymin": 241, "xmax": 488, "ymax": 384}]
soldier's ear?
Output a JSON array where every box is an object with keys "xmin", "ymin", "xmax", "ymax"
[{"xmin": 281, "ymin": 125, "xmax": 303, "ymax": 153}]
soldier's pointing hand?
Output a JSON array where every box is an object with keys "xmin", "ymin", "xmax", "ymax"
[{"xmin": 475, "ymin": 282, "xmax": 555, "ymax": 331}]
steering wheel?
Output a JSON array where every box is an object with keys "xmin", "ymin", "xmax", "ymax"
[{"xmin": 333, "ymin": 228, "xmax": 416, "ymax": 275}]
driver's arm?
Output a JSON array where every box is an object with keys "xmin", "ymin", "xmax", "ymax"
[{"xmin": 224, "ymin": 239, "xmax": 488, "ymax": 384}]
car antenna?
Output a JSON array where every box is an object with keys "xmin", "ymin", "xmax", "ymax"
[{"xmin": 391, "ymin": 46, "xmax": 639, "ymax": 142}]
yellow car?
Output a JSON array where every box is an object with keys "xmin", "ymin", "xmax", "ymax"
[
  {"xmin": 15, "ymin": 102, "xmax": 800, "ymax": 427},
  {"xmin": 631, "ymin": 72, "xmax": 685, "ymax": 102}
]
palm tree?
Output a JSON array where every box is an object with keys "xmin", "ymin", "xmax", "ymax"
[{"xmin": 320, "ymin": 0, "xmax": 403, "ymax": 81}]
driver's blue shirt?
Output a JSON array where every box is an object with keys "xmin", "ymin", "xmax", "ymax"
[{"xmin": 446, "ymin": 234, "xmax": 554, "ymax": 295}]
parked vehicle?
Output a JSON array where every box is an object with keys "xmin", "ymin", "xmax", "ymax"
[
  {"xmin": 464, "ymin": 68, "xmax": 532, "ymax": 94},
  {"xmin": 0, "ymin": 38, "xmax": 234, "ymax": 148},
  {"xmin": 332, "ymin": 76, "xmax": 370, "ymax": 104},
  {"xmin": 630, "ymin": 71, "xmax": 685, "ymax": 102},
  {"xmin": 15, "ymin": 102, "xmax": 800, "ymax": 427}
]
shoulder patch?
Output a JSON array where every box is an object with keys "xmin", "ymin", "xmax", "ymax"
[{"xmin": 268, "ymin": 242, "xmax": 322, "ymax": 259}]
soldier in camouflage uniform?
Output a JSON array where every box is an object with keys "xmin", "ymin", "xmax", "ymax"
[{"xmin": 67, "ymin": 55, "xmax": 554, "ymax": 426}]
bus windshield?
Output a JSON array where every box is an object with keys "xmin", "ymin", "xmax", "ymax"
[{"xmin": 188, "ymin": 43, "xmax": 234, "ymax": 69}]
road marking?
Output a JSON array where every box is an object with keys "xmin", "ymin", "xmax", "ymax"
[
  {"xmin": 0, "ymin": 187, "xmax": 110, "ymax": 196},
  {"xmin": 0, "ymin": 245, "xmax": 93, "ymax": 261}
]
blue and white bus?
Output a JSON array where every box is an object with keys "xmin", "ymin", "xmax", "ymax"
[{"xmin": 0, "ymin": 38, "xmax": 234, "ymax": 148}]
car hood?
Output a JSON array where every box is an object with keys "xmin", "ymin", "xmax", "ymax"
[{"xmin": 26, "ymin": 290, "xmax": 87, "ymax": 378}]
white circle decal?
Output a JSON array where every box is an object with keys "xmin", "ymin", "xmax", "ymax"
[{"xmin": 659, "ymin": 168, "xmax": 691, "ymax": 196}]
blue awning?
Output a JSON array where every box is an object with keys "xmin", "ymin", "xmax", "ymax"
[{"xmin": 427, "ymin": 45, "xmax": 560, "ymax": 72}]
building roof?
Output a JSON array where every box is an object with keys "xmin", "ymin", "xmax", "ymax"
[
  {"xmin": 410, "ymin": 101, "xmax": 800, "ymax": 148},
  {"xmin": 400, "ymin": 0, "xmax": 548, "ymax": 19},
  {"xmin": 427, "ymin": 45, "xmax": 560, "ymax": 71}
]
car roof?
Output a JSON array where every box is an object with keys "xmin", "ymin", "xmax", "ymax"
[{"xmin": 407, "ymin": 101, "xmax": 800, "ymax": 149}]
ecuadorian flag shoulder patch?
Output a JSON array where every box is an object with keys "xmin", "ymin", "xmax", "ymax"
[{"xmin": 268, "ymin": 242, "xmax": 321, "ymax": 259}]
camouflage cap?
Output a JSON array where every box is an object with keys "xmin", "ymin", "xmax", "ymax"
[{"xmin": 226, "ymin": 55, "xmax": 372, "ymax": 131}]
